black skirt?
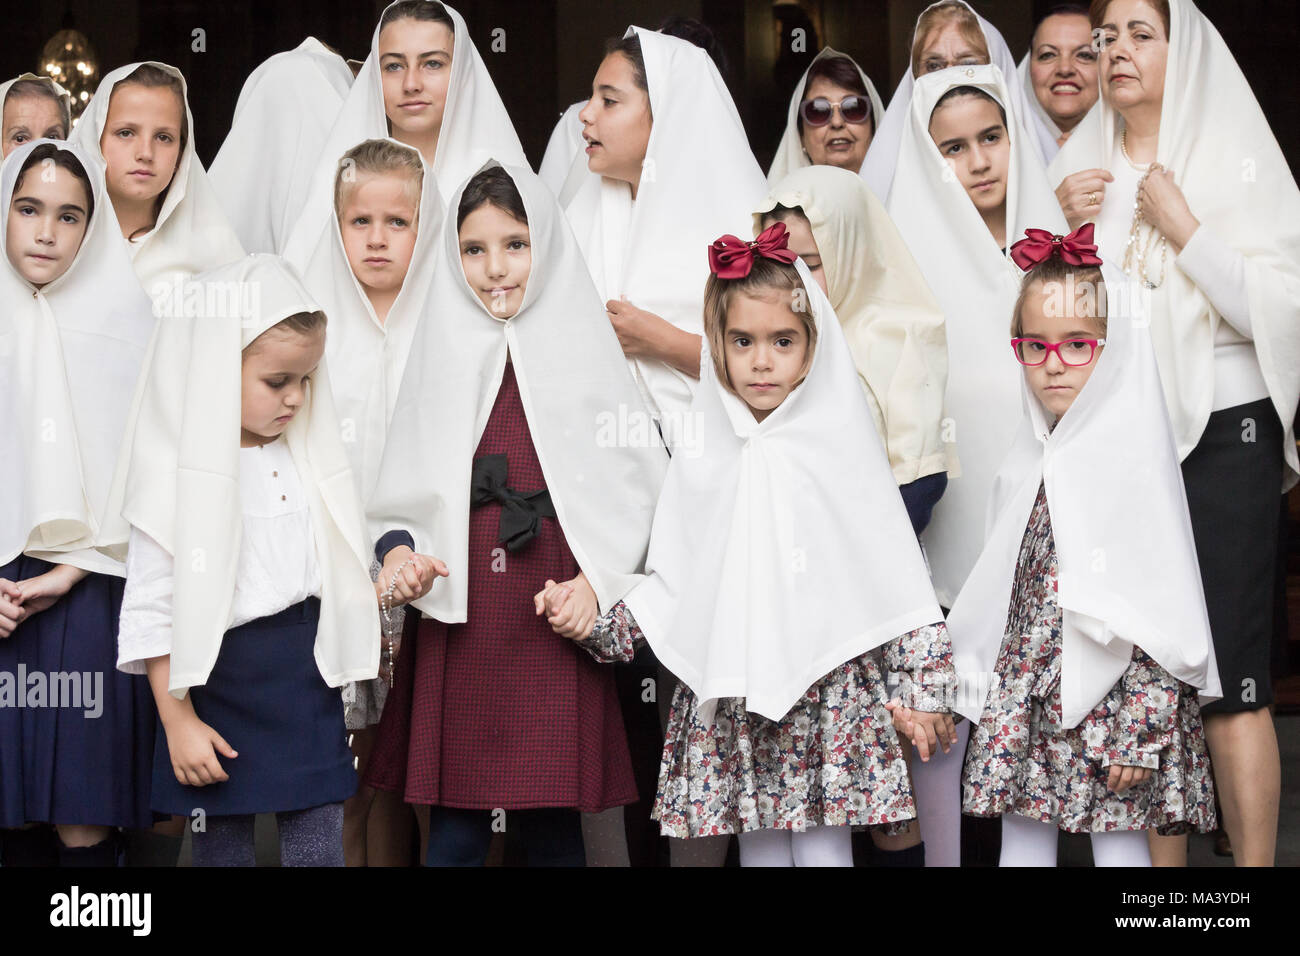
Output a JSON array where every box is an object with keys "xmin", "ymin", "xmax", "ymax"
[
  {"xmin": 1180, "ymin": 398, "xmax": 1283, "ymax": 714},
  {"xmin": 150, "ymin": 597, "xmax": 356, "ymax": 816}
]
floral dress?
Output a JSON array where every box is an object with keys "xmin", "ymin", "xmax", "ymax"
[
  {"xmin": 581, "ymin": 602, "xmax": 954, "ymax": 838},
  {"xmin": 961, "ymin": 482, "xmax": 1216, "ymax": 834}
]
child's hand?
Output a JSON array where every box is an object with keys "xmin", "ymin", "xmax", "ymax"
[
  {"xmin": 0, "ymin": 579, "xmax": 23, "ymax": 638},
  {"xmin": 163, "ymin": 713, "xmax": 238, "ymax": 787},
  {"xmin": 376, "ymin": 546, "xmax": 448, "ymax": 608},
  {"xmin": 885, "ymin": 700, "xmax": 957, "ymax": 762},
  {"xmin": 533, "ymin": 573, "xmax": 597, "ymax": 641},
  {"xmin": 1105, "ymin": 764, "xmax": 1153, "ymax": 793},
  {"xmin": 10, "ymin": 564, "xmax": 88, "ymax": 622}
]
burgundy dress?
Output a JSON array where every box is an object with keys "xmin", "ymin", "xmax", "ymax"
[{"xmin": 365, "ymin": 363, "xmax": 638, "ymax": 813}]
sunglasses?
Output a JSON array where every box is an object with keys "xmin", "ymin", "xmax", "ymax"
[
  {"xmin": 799, "ymin": 95, "xmax": 872, "ymax": 128},
  {"xmin": 1011, "ymin": 337, "xmax": 1106, "ymax": 367}
]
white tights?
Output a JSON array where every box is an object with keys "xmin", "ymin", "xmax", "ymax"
[
  {"xmin": 999, "ymin": 813, "xmax": 1152, "ymax": 867},
  {"xmin": 737, "ymin": 825, "xmax": 853, "ymax": 867},
  {"xmin": 907, "ymin": 718, "xmax": 970, "ymax": 866}
]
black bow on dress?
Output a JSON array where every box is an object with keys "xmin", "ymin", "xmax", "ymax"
[{"xmin": 470, "ymin": 454, "xmax": 556, "ymax": 552}]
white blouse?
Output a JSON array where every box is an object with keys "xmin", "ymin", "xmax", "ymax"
[
  {"xmin": 116, "ymin": 437, "xmax": 322, "ymax": 674},
  {"xmin": 1097, "ymin": 144, "xmax": 1268, "ymax": 413}
]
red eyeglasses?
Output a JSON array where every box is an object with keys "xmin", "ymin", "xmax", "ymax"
[
  {"xmin": 799, "ymin": 95, "xmax": 872, "ymax": 127},
  {"xmin": 1011, "ymin": 337, "xmax": 1106, "ymax": 367}
]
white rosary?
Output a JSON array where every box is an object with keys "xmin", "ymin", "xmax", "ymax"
[
  {"xmin": 1120, "ymin": 126, "xmax": 1168, "ymax": 290},
  {"xmin": 378, "ymin": 555, "xmax": 416, "ymax": 684}
]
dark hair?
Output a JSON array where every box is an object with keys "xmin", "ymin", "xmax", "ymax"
[
  {"xmin": 456, "ymin": 166, "xmax": 527, "ymax": 230},
  {"xmin": 658, "ymin": 15, "xmax": 729, "ymax": 78},
  {"xmin": 604, "ymin": 34, "xmax": 648, "ymax": 93},
  {"xmin": 4, "ymin": 78, "xmax": 71, "ymax": 139},
  {"xmin": 1036, "ymin": 1, "xmax": 1090, "ymax": 25},
  {"xmin": 1089, "ymin": 0, "xmax": 1169, "ymax": 34},
  {"xmin": 1011, "ymin": 255, "xmax": 1107, "ymax": 338},
  {"xmin": 797, "ymin": 54, "xmax": 874, "ymax": 136},
  {"xmin": 15, "ymin": 142, "xmax": 94, "ymax": 223},
  {"xmin": 114, "ymin": 64, "xmax": 189, "ymax": 157},
  {"xmin": 934, "ymin": 84, "xmax": 1008, "ymax": 128},
  {"xmin": 379, "ymin": 0, "xmax": 454, "ymax": 33}
]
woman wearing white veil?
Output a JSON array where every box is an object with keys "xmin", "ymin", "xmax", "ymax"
[
  {"xmin": 1015, "ymin": 2, "xmax": 1100, "ymax": 159},
  {"xmin": 1049, "ymin": 0, "xmax": 1300, "ymax": 866}
]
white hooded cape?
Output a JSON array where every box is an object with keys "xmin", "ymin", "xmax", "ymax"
[
  {"xmin": 1049, "ymin": 0, "xmax": 1300, "ymax": 490},
  {"xmin": 111, "ymin": 254, "xmax": 379, "ymax": 697},
  {"xmin": 624, "ymin": 258, "xmax": 944, "ymax": 724},
  {"xmin": 71, "ymin": 62, "xmax": 245, "ymax": 301},
  {"xmin": 948, "ymin": 262, "xmax": 1221, "ymax": 727},
  {"xmin": 887, "ymin": 64, "xmax": 1068, "ymax": 607},
  {"xmin": 0, "ymin": 139, "xmax": 155, "ymax": 574},
  {"xmin": 209, "ymin": 38, "xmax": 355, "ymax": 254},
  {"xmin": 367, "ymin": 162, "xmax": 667, "ymax": 622}
]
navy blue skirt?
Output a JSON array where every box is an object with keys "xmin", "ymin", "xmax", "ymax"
[
  {"xmin": 0, "ymin": 554, "xmax": 156, "ymax": 830},
  {"xmin": 150, "ymin": 598, "xmax": 356, "ymax": 816}
]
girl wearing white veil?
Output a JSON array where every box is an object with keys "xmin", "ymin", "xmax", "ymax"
[
  {"xmin": 0, "ymin": 140, "xmax": 156, "ymax": 865},
  {"xmin": 950, "ymin": 243, "xmax": 1218, "ymax": 866},
  {"xmin": 1, "ymin": 74, "xmax": 71, "ymax": 157},
  {"xmin": 861, "ymin": 0, "xmax": 1056, "ymax": 203},
  {"xmin": 282, "ymin": 0, "xmax": 524, "ymax": 270},
  {"xmin": 886, "ymin": 63, "xmax": 1068, "ymax": 866},
  {"xmin": 766, "ymin": 47, "xmax": 886, "ymax": 183},
  {"xmin": 1049, "ymin": 0, "xmax": 1300, "ymax": 866},
  {"xmin": 71, "ymin": 62, "xmax": 245, "ymax": 301},
  {"xmin": 209, "ymin": 38, "xmax": 355, "ymax": 254}
]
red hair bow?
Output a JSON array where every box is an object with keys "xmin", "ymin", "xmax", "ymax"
[
  {"xmin": 708, "ymin": 222, "xmax": 799, "ymax": 279},
  {"xmin": 1009, "ymin": 223, "xmax": 1104, "ymax": 271}
]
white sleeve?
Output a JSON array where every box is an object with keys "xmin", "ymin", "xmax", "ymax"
[
  {"xmin": 116, "ymin": 526, "xmax": 176, "ymax": 675},
  {"xmin": 1175, "ymin": 226, "xmax": 1252, "ymax": 338}
]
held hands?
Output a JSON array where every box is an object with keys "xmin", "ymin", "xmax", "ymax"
[
  {"xmin": 1055, "ymin": 167, "xmax": 1114, "ymax": 231},
  {"xmin": 533, "ymin": 573, "xmax": 598, "ymax": 641},
  {"xmin": 885, "ymin": 699, "xmax": 957, "ymax": 762},
  {"xmin": 0, "ymin": 565, "xmax": 89, "ymax": 636},
  {"xmin": 375, "ymin": 545, "xmax": 447, "ymax": 609},
  {"xmin": 1136, "ymin": 166, "xmax": 1199, "ymax": 252},
  {"xmin": 164, "ymin": 709, "xmax": 238, "ymax": 787},
  {"xmin": 1104, "ymin": 763, "xmax": 1153, "ymax": 793}
]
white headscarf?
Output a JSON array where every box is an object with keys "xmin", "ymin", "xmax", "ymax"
[
  {"xmin": 887, "ymin": 64, "xmax": 1068, "ymax": 607},
  {"xmin": 367, "ymin": 162, "xmax": 667, "ymax": 623},
  {"xmin": 562, "ymin": 26, "xmax": 767, "ymax": 438},
  {"xmin": 71, "ymin": 62, "xmax": 245, "ymax": 300},
  {"xmin": 209, "ymin": 38, "xmax": 354, "ymax": 255},
  {"xmin": 767, "ymin": 47, "xmax": 886, "ymax": 184},
  {"xmin": 623, "ymin": 257, "xmax": 944, "ymax": 724},
  {"xmin": 538, "ymin": 100, "xmax": 584, "ymax": 198},
  {"xmin": 1, "ymin": 74, "xmax": 72, "ymax": 144},
  {"xmin": 1049, "ymin": 0, "xmax": 1300, "ymax": 489},
  {"xmin": 1016, "ymin": 52, "xmax": 1064, "ymax": 160},
  {"xmin": 0, "ymin": 140, "xmax": 155, "ymax": 573},
  {"xmin": 754, "ymin": 165, "xmax": 949, "ymax": 485},
  {"xmin": 861, "ymin": 1, "xmax": 1056, "ymax": 202},
  {"xmin": 285, "ymin": 138, "xmax": 444, "ymax": 501},
  {"xmin": 283, "ymin": 0, "xmax": 525, "ymax": 268},
  {"xmin": 112, "ymin": 254, "xmax": 379, "ymax": 697},
  {"xmin": 948, "ymin": 263, "xmax": 1221, "ymax": 727}
]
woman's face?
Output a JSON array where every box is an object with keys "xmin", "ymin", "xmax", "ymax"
[
  {"xmin": 798, "ymin": 76, "xmax": 872, "ymax": 172},
  {"xmin": 5, "ymin": 163, "xmax": 91, "ymax": 287},
  {"xmin": 1096, "ymin": 0, "xmax": 1168, "ymax": 116},
  {"xmin": 378, "ymin": 18, "xmax": 454, "ymax": 143},
  {"xmin": 98, "ymin": 83, "xmax": 183, "ymax": 208},
  {"xmin": 3, "ymin": 93, "xmax": 65, "ymax": 157},
  {"xmin": 1028, "ymin": 13, "xmax": 1100, "ymax": 130},
  {"xmin": 929, "ymin": 94, "xmax": 1010, "ymax": 218},
  {"xmin": 915, "ymin": 19, "xmax": 988, "ymax": 75},
  {"xmin": 458, "ymin": 202, "xmax": 531, "ymax": 319},
  {"xmin": 578, "ymin": 52, "xmax": 652, "ymax": 189}
]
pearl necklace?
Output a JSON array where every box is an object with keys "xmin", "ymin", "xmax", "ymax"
[{"xmin": 1120, "ymin": 126, "xmax": 1167, "ymax": 289}]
